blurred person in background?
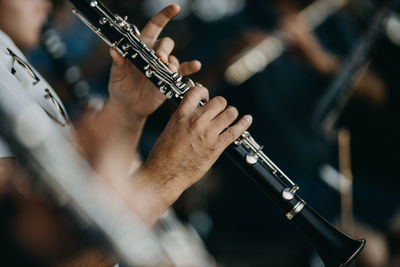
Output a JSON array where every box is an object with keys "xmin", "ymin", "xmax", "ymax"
[{"xmin": 0, "ymin": 0, "xmax": 253, "ymax": 265}]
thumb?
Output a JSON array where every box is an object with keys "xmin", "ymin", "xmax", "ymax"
[
  {"xmin": 109, "ymin": 48, "xmax": 128, "ymax": 82},
  {"xmin": 110, "ymin": 48, "xmax": 126, "ymax": 67}
]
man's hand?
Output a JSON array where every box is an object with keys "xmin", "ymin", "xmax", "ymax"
[
  {"xmin": 126, "ymin": 87, "xmax": 252, "ymax": 223},
  {"xmin": 77, "ymin": 5, "xmax": 202, "ymax": 180},
  {"xmin": 108, "ymin": 4, "xmax": 201, "ymax": 120}
]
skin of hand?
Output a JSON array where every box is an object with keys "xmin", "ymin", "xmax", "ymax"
[
  {"xmin": 77, "ymin": 4, "xmax": 202, "ymax": 173},
  {"xmin": 76, "ymin": 5, "xmax": 252, "ymax": 224},
  {"xmin": 280, "ymin": 15, "xmax": 340, "ymax": 75},
  {"xmin": 123, "ymin": 86, "xmax": 253, "ymax": 224},
  {"xmin": 107, "ymin": 4, "xmax": 201, "ymax": 122}
]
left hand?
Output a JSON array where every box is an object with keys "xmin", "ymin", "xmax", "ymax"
[{"xmin": 108, "ymin": 4, "xmax": 201, "ymax": 119}]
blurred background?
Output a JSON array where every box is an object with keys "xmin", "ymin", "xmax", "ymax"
[{"xmin": 17, "ymin": 0, "xmax": 400, "ymax": 266}]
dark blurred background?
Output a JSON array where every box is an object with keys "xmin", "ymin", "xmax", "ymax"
[{"xmin": 25, "ymin": 0, "xmax": 400, "ymax": 266}]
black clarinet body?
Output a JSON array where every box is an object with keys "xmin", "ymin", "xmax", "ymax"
[
  {"xmin": 225, "ymin": 145, "xmax": 365, "ymax": 267},
  {"xmin": 68, "ymin": 1, "xmax": 365, "ymax": 266}
]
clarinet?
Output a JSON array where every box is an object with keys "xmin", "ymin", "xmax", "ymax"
[{"xmin": 68, "ymin": 1, "xmax": 365, "ymax": 266}]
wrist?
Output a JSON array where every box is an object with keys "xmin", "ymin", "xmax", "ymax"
[
  {"xmin": 136, "ymin": 163, "xmax": 186, "ymax": 210},
  {"xmin": 126, "ymin": 166, "xmax": 185, "ymax": 224},
  {"xmin": 104, "ymin": 98, "xmax": 147, "ymax": 131}
]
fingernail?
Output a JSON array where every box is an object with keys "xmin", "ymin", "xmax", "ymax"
[{"xmin": 245, "ymin": 115, "xmax": 253, "ymax": 123}]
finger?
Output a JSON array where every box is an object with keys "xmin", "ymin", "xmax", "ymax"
[
  {"xmin": 178, "ymin": 86, "xmax": 209, "ymax": 116},
  {"xmin": 219, "ymin": 115, "xmax": 252, "ymax": 147},
  {"xmin": 141, "ymin": 4, "xmax": 180, "ymax": 46},
  {"xmin": 154, "ymin": 37, "xmax": 175, "ymax": 63},
  {"xmin": 179, "ymin": 60, "xmax": 202, "ymax": 76},
  {"xmin": 211, "ymin": 106, "xmax": 239, "ymax": 134},
  {"xmin": 110, "ymin": 48, "xmax": 125, "ymax": 67},
  {"xmin": 109, "ymin": 49, "xmax": 128, "ymax": 82},
  {"xmin": 199, "ymin": 96, "xmax": 227, "ymax": 121},
  {"xmin": 168, "ymin": 55, "xmax": 179, "ymax": 73}
]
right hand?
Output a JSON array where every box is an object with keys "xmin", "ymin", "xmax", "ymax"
[
  {"xmin": 140, "ymin": 86, "xmax": 252, "ymax": 204},
  {"xmin": 280, "ymin": 15, "xmax": 339, "ymax": 74}
]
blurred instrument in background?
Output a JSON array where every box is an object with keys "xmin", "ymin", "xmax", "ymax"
[
  {"xmin": 338, "ymin": 128, "xmax": 355, "ymax": 235},
  {"xmin": 319, "ymin": 129, "xmax": 356, "ymax": 236},
  {"xmin": 224, "ymin": 0, "xmax": 348, "ymax": 85},
  {"xmin": 312, "ymin": 1, "xmax": 394, "ymax": 135}
]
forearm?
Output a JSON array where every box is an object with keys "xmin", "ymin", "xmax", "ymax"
[
  {"xmin": 77, "ymin": 98, "xmax": 147, "ymax": 173},
  {"xmin": 102, "ymin": 98, "xmax": 147, "ymax": 154},
  {"xmin": 122, "ymin": 166, "xmax": 185, "ymax": 225}
]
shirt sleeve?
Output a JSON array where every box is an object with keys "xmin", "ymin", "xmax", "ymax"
[{"xmin": 0, "ymin": 49, "xmax": 46, "ymax": 158}]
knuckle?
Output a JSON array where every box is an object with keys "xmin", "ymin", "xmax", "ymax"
[
  {"xmin": 192, "ymin": 86, "xmax": 208, "ymax": 101},
  {"xmin": 199, "ymin": 130, "xmax": 208, "ymax": 141},
  {"xmin": 175, "ymin": 106, "xmax": 187, "ymax": 120},
  {"xmin": 191, "ymin": 85, "xmax": 201, "ymax": 93},
  {"xmin": 207, "ymin": 137, "xmax": 219, "ymax": 152},
  {"xmin": 188, "ymin": 113, "xmax": 202, "ymax": 130},
  {"xmin": 193, "ymin": 87, "xmax": 203, "ymax": 99},
  {"xmin": 209, "ymin": 142, "xmax": 218, "ymax": 152},
  {"xmin": 187, "ymin": 87, "xmax": 199, "ymax": 99}
]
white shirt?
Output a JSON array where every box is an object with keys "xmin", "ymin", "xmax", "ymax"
[{"xmin": 0, "ymin": 29, "xmax": 70, "ymax": 158}]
